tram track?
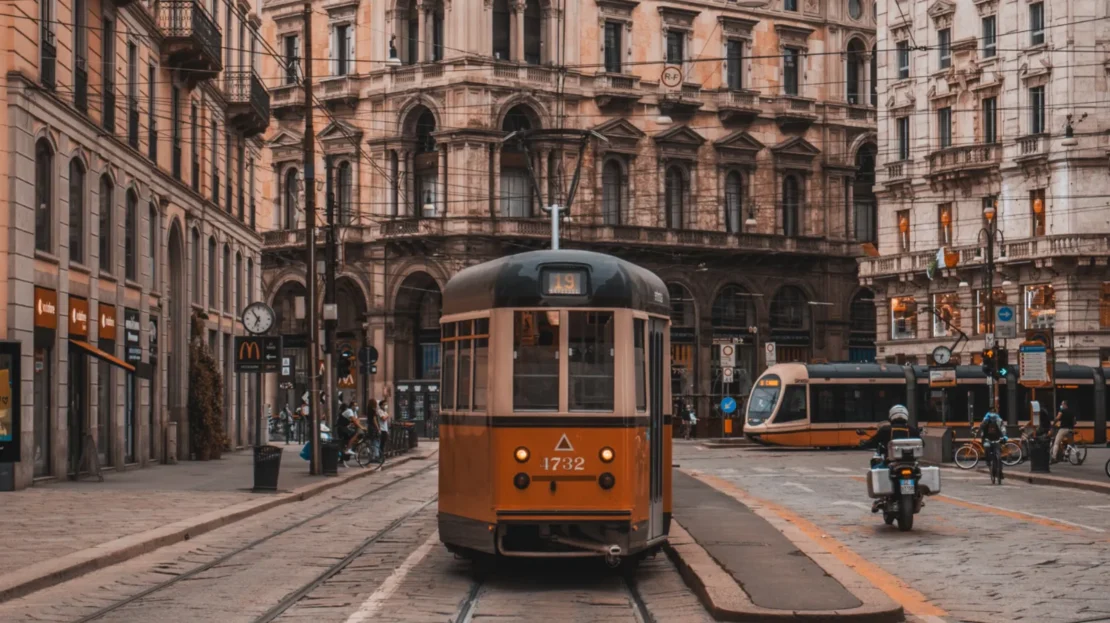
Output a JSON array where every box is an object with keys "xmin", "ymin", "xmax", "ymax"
[{"xmin": 72, "ymin": 456, "xmax": 438, "ymax": 623}]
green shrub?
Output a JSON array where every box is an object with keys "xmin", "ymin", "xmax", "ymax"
[{"xmin": 187, "ymin": 312, "xmax": 226, "ymax": 460}]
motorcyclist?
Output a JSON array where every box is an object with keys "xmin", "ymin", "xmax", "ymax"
[
  {"xmin": 979, "ymin": 410, "xmax": 1007, "ymax": 478},
  {"xmin": 860, "ymin": 405, "xmax": 921, "ymax": 459}
]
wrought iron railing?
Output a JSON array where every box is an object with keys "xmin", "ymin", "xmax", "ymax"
[{"xmin": 158, "ymin": 0, "xmax": 222, "ymax": 68}]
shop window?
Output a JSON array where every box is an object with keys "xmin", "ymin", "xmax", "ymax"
[
  {"xmin": 975, "ymin": 288, "xmax": 1007, "ymax": 335},
  {"xmin": 1031, "ymin": 189, "xmax": 1045, "ymax": 237},
  {"xmin": 890, "ymin": 296, "xmax": 917, "ymax": 340},
  {"xmin": 1025, "ymin": 284, "xmax": 1055, "ymax": 329},
  {"xmin": 932, "ymin": 292, "xmax": 961, "ymax": 337},
  {"xmin": 513, "ymin": 311, "xmax": 560, "ymax": 411}
]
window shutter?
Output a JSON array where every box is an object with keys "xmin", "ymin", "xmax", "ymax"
[
  {"xmin": 294, "ymin": 37, "xmax": 301, "ymax": 80},
  {"xmin": 329, "ymin": 28, "xmax": 336, "ymax": 76},
  {"xmin": 347, "ymin": 27, "xmax": 355, "ymax": 74}
]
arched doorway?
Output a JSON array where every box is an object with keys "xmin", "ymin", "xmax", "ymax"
[
  {"xmin": 850, "ymin": 289, "xmax": 877, "ymax": 363},
  {"xmin": 394, "ymin": 272, "xmax": 442, "ymax": 433},
  {"xmin": 711, "ymin": 285, "xmax": 757, "ymax": 405},
  {"xmin": 500, "ymin": 105, "xmax": 538, "ymax": 217},
  {"xmin": 668, "ymin": 283, "xmax": 697, "ymax": 412},
  {"xmin": 770, "ymin": 286, "xmax": 811, "ymax": 363},
  {"xmin": 333, "ymin": 277, "xmax": 368, "ymax": 406},
  {"xmin": 853, "ymin": 143, "xmax": 877, "ymax": 244},
  {"xmin": 166, "ymin": 222, "xmax": 187, "ymax": 459},
  {"xmin": 272, "ymin": 280, "xmax": 308, "ymax": 413}
]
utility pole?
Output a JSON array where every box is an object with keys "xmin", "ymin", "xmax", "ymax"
[
  {"xmin": 985, "ymin": 204, "xmax": 997, "ymax": 412},
  {"xmin": 301, "ymin": 1, "xmax": 320, "ymax": 475},
  {"xmin": 324, "ymin": 155, "xmax": 337, "ymax": 432}
]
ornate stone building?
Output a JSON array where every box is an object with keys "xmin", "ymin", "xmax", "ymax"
[
  {"xmin": 258, "ymin": 0, "xmax": 878, "ymax": 423},
  {"xmin": 863, "ymin": 0, "xmax": 1110, "ymax": 366},
  {"xmin": 0, "ymin": 0, "xmax": 269, "ymax": 488}
]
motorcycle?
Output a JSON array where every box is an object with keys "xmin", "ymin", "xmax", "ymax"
[{"xmin": 856, "ymin": 430, "xmax": 941, "ymax": 532}]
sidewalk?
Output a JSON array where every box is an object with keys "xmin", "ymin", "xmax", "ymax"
[
  {"xmin": 667, "ymin": 470, "xmax": 903, "ymax": 621},
  {"xmin": 949, "ymin": 447, "xmax": 1110, "ymax": 495},
  {"xmin": 0, "ymin": 442, "xmax": 437, "ymax": 602}
]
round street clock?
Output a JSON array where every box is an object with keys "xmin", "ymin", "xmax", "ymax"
[
  {"xmin": 242, "ymin": 301, "xmax": 275, "ymax": 336},
  {"xmin": 931, "ymin": 345, "xmax": 952, "ymax": 366}
]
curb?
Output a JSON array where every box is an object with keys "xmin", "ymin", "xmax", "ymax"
[
  {"xmin": 939, "ymin": 463, "xmax": 1110, "ymax": 495},
  {"xmin": 0, "ymin": 449, "xmax": 434, "ymax": 604},
  {"xmin": 664, "ymin": 522, "xmax": 904, "ymax": 623}
]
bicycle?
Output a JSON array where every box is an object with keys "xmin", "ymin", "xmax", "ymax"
[
  {"xmin": 1051, "ymin": 428, "xmax": 1087, "ymax": 465},
  {"xmin": 353, "ymin": 431, "xmax": 380, "ymax": 468},
  {"xmin": 954, "ymin": 428, "xmax": 1022, "ymax": 469},
  {"xmin": 984, "ymin": 439, "xmax": 1004, "ymax": 485}
]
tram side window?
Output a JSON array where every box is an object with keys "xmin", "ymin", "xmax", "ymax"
[
  {"xmin": 773, "ymin": 385, "xmax": 807, "ymax": 423},
  {"xmin": 569, "ymin": 311, "xmax": 615, "ymax": 411},
  {"xmin": 873, "ymin": 386, "xmax": 907, "ymax": 422},
  {"xmin": 811, "ymin": 386, "xmax": 838, "ymax": 423},
  {"xmin": 442, "ymin": 340, "xmax": 456, "ymax": 410},
  {"xmin": 457, "ymin": 321, "xmax": 473, "ymax": 410},
  {"xmin": 634, "ymin": 319, "xmax": 646, "ymax": 411},
  {"xmin": 514, "ymin": 311, "xmax": 560, "ymax": 411},
  {"xmin": 473, "ymin": 318, "xmax": 490, "ymax": 411}
]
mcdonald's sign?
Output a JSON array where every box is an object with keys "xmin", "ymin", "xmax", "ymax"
[{"xmin": 234, "ymin": 336, "xmax": 282, "ymax": 373}]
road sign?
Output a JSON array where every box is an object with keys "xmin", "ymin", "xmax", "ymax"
[
  {"xmin": 1019, "ymin": 342, "xmax": 1050, "ymax": 387},
  {"xmin": 720, "ymin": 344, "xmax": 736, "ymax": 368},
  {"xmin": 722, "ymin": 367, "xmax": 734, "ymax": 384},
  {"xmin": 358, "ymin": 345, "xmax": 379, "ymax": 365},
  {"xmin": 929, "ymin": 368, "xmax": 956, "ymax": 387},
  {"xmin": 234, "ymin": 336, "xmax": 282, "ymax": 373},
  {"xmin": 995, "ymin": 306, "xmax": 1017, "ymax": 339},
  {"xmin": 721, "ymin": 396, "xmax": 737, "ymax": 415},
  {"xmin": 660, "ymin": 65, "xmax": 683, "ymax": 88},
  {"xmin": 765, "ymin": 342, "xmax": 777, "ymax": 367}
]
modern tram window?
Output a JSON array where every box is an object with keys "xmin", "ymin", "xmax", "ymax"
[
  {"xmin": 514, "ymin": 311, "xmax": 561, "ymax": 411},
  {"xmin": 1057, "ymin": 386, "xmax": 1095, "ymax": 421},
  {"xmin": 773, "ymin": 385, "xmax": 807, "ymax": 423},
  {"xmin": 568, "ymin": 311, "xmax": 615, "ymax": 411},
  {"xmin": 634, "ymin": 318, "xmax": 646, "ymax": 411},
  {"xmin": 811, "ymin": 386, "xmax": 837, "ymax": 423},
  {"xmin": 872, "ymin": 385, "xmax": 907, "ymax": 421}
]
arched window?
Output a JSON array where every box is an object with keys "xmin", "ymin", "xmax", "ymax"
[
  {"xmin": 148, "ymin": 203, "xmax": 159, "ymax": 290},
  {"xmin": 69, "ymin": 158, "xmax": 86, "ymax": 263},
  {"xmin": 413, "ymin": 109, "xmax": 439, "ymax": 217},
  {"xmin": 35, "ymin": 139, "xmax": 53, "ymax": 252},
  {"xmin": 235, "ymin": 252, "xmax": 243, "ymax": 314},
  {"xmin": 601, "ymin": 159, "xmax": 624, "ymax": 225},
  {"xmin": 770, "ymin": 286, "xmax": 809, "ymax": 330},
  {"xmin": 222, "ymin": 244, "xmax": 231, "ymax": 311},
  {"xmin": 664, "ymin": 166, "xmax": 685, "ymax": 229},
  {"xmin": 282, "ymin": 168, "xmax": 298, "ymax": 229},
  {"xmin": 208, "ymin": 236, "xmax": 217, "ymax": 308},
  {"xmin": 782, "ymin": 175, "xmax": 801, "ymax": 237},
  {"xmin": 846, "ymin": 39, "xmax": 866, "ymax": 105},
  {"xmin": 492, "ymin": 0, "xmax": 510, "ymax": 60},
  {"xmin": 191, "ymin": 227, "xmax": 201, "ymax": 303},
  {"xmin": 500, "ymin": 105, "xmax": 536, "ymax": 218},
  {"xmin": 337, "ymin": 161, "xmax": 352, "ymax": 225},
  {"xmin": 712, "ymin": 285, "xmax": 754, "ymax": 329},
  {"xmin": 99, "ymin": 174, "xmax": 114, "ymax": 272},
  {"xmin": 125, "ymin": 190, "xmax": 138, "ymax": 281},
  {"xmin": 669, "ymin": 283, "xmax": 696, "ymax": 327},
  {"xmin": 724, "ymin": 171, "xmax": 743, "ymax": 234}
]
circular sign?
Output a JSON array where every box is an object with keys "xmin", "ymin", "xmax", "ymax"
[
  {"xmin": 358, "ymin": 345, "xmax": 379, "ymax": 365},
  {"xmin": 721, "ymin": 344, "xmax": 735, "ymax": 357},
  {"xmin": 997, "ymin": 307, "xmax": 1014, "ymax": 322},
  {"xmin": 660, "ymin": 65, "xmax": 683, "ymax": 88},
  {"xmin": 765, "ymin": 343, "xmax": 775, "ymax": 353},
  {"xmin": 721, "ymin": 397, "xmax": 737, "ymax": 415}
]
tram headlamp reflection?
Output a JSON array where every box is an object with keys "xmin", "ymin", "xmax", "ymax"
[
  {"xmin": 514, "ymin": 447, "xmax": 530, "ymax": 463},
  {"xmin": 599, "ymin": 447, "xmax": 615, "ymax": 463}
]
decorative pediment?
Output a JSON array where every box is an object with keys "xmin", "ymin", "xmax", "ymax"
[
  {"xmin": 653, "ymin": 125, "xmax": 706, "ymax": 147},
  {"xmin": 927, "ymin": 0, "xmax": 955, "ymax": 28},
  {"xmin": 597, "ymin": 0, "xmax": 638, "ymax": 21},
  {"xmin": 267, "ymin": 129, "xmax": 304, "ymax": 147},
  {"xmin": 890, "ymin": 16, "xmax": 913, "ymax": 40},
  {"xmin": 714, "ymin": 131, "xmax": 764, "ymax": 167},
  {"xmin": 268, "ymin": 129, "xmax": 305, "ymax": 164},
  {"xmin": 771, "ymin": 137, "xmax": 820, "ymax": 167},
  {"xmin": 973, "ymin": 0, "xmax": 997, "ymax": 17},
  {"xmin": 593, "ymin": 118, "xmax": 645, "ymax": 155},
  {"xmin": 658, "ymin": 6, "xmax": 699, "ymax": 30},
  {"xmin": 775, "ymin": 24, "xmax": 814, "ymax": 50},
  {"xmin": 318, "ymin": 120, "xmax": 361, "ymax": 141},
  {"xmin": 718, "ymin": 16, "xmax": 758, "ymax": 39}
]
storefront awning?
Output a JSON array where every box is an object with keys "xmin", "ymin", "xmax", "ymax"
[{"xmin": 68, "ymin": 339, "xmax": 136, "ymax": 373}]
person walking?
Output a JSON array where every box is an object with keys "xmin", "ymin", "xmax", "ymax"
[
  {"xmin": 376, "ymin": 399, "xmax": 391, "ymax": 463},
  {"xmin": 282, "ymin": 404, "xmax": 293, "ymax": 445},
  {"xmin": 1051, "ymin": 400, "xmax": 1076, "ymax": 463}
]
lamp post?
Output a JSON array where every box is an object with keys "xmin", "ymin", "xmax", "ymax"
[{"xmin": 976, "ymin": 200, "xmax": 1006, "ymax": 410}]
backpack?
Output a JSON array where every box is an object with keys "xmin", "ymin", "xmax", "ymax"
[{"xmin": 984, "ymin": 417, "xmax": 1002, "ymax": 438}]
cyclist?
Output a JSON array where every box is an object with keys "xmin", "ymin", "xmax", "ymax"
[
  {"xmin": 979, "ymin": 410, "xmax": 1007, "ymax": 482},
  {"xmin": 1051, "ymin": 400, "xmax": 1076, "ymax": 463},
  {"xmin": 859, "ymin": 405, "xmax": 920, "ymax": 459},
  {"xmin": 337, "ymin": 403, "xmax": 365, "ymax": 467}
]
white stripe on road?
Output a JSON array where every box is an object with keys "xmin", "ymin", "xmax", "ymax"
[
  {"xmin": 792, "ymin": 467, "xmax": 816, "ymax": 474},
  {"xmin": 1082, "ymin": 505, "xmax": 1110, "ymax": 510},
  {"xmin": 826, "ymin": 467, "xmax": 853, "ymax": 473},
  {"xmin": 753, "ymin": 467, "xmax": 774, "ymax": 473},
  {"xmin": 784, "ymin": 482, "xmax": 815, "ymax": 493},
  {"xmin": 941, "ymin": 494, "xmax": 1107, "ymax": 533},
  {"xmin": 831, "ymin": 500, "xmax": 872, "ymax": 511},
  {"xmin": 345, "ymin": 530, "xmax": 440, "ymax": 623}
]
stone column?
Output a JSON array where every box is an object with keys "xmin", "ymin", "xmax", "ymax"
[
  {"xmin": 438, "ymin": 146, "xmax": 448, "ymax": 217},
  {"xmin": 416, "ymin": 3, "xmax": 427, "ymax": 63},
  {"xmin": 513, "ymin": 1, "xmax": 526, "ymax": 62}
]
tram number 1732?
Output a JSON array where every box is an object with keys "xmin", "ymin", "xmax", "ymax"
[{"xmin": 542, "ymin": 456, "xmax": 586, "ymax": 471}]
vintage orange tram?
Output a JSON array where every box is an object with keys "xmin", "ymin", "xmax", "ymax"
[{"xmin": 437, "ymin": 250, "xmax": 672, "ymax": 563}]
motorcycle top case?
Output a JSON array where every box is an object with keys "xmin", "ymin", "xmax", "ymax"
[
  {"xmin": 888, "ymin": 438, "xmax": 924, "ymax": 461},
  {"xmin": 917, "ymin": 465, "xmax": 941, "ymax": 496},
  {"xmin": 866, "ymin": 468, "xmax": 895, "ymax": 498}
]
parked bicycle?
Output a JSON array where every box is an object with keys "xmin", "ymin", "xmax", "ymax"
[
  {"xmin": 1050, "ymin": 426, "xmax": 1087, "ymax": 465},
  {"xmin": 954, "ymin": 427, "xmax": 1022, "ymax": 470}
]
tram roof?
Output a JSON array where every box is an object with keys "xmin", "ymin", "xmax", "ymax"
[
  {"xmin": 441, "ymin": 250, "xmax": 670, "ymax": 316},
  {"xmin": 804, "ymin": 363, "xmax": 909, "ymax": 379}
]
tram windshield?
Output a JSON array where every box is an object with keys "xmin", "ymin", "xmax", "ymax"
[
  {"xmin": 747, "ymin": 376, "xmax": 781, "ymax": 425},
  {"xmin": 513, "ymin": 311, "xmax": 561, "ymax": 410}
]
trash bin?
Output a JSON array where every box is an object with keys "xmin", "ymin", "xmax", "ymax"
[
  {"xmin": 253, "ymin": 445, "xmax": 284, "ymax": 492},
  {"xmin": 1028, "ymin": 436, "xmax": 1051, "ymax": 473},
  {"xmin": 321, "ymin": 441, "xmax": 340, "ymax": 476}
]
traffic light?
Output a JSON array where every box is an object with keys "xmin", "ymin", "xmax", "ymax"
[
  {"xmin": 981, "ymin": 348, "xmax": 996, "ymax": 376},
  {"xmin": 996, "ymin": 348, "xmax": 1011, "ymax": 377}
]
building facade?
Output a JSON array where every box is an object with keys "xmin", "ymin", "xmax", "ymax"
[
  {"xmin": 258, "ymin": 0, "xmax": 878, "ymax": 424},
  {"xmin": 863, "ymin": 0, "xmax": 1110, "ymax": 366},
  {"xmin": 1, "ymin": 0, "xmax": 269, "ymax": 488}
]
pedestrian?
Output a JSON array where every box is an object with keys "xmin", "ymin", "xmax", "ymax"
[
  {"xmin": 376, "ymin": 399, "xmax": 391, "ymax": 461},
  {"xmin": 282, "ymin": 404, "xmax": 293, "ymax": 445},
  {"xmin": 1051, "ymin": 399, "xmax": 1076, "ymax": 462}
]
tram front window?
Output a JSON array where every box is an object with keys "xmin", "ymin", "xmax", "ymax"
[
  {"xmin": 747, "ymin": 375, "xmax": 781, "ymax": 425},
  {"xmin": 569, "ymin": 311, "xmax": 615, "ymax": 411},
  {"xmin": 514, "ymin": 310, "xmax": 560, "ymax": 410}
]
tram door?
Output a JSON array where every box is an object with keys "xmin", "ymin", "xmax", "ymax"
[{"xmin": 648, "ymin": 319, "xmax": 666, "ymax": 540}]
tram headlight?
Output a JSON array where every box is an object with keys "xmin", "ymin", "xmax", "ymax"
[
  {"xmin": 514, "ymin": 447, "xmax": 530, "ymax": 463},
  {"xmin": 598, "ymin": 472, "xmax": 616, "ymax": 490},
  {"xmin": 514, "ymin": 473, "xmax": 531, "ymax": 489},
  {"xmin": 599, "ymin": 447, "xmax": 615, "ymax": 463}
]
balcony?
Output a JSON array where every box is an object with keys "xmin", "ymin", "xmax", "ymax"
[
  {"xmin": 40, "ymin": 31, "xmax": 56, "ymax": 91},
  {"xmin": 319, "ymin": 74, "xmax": 358, "ymax": 108},
  {"xmin": 487, "ymin": 62, "xmax": 557, "ymax": 87},
  {"xmin": 270, "ymin": 83, "xmax": 305, "ymax": 119},
  {"xmin": 1015, "ymin": 133, "xmax": 1048, "ymax": 164},
  {"xmin": 884, "ymin": 161, "xmax": 911, "ymax": 184},
  {"xmin": 158, "ymin": 0, "xmax": 222, "ymax": 85},
  {"xmin": 226, "ymin": 71, "xmax": 270, "ymax": 137},
  {"xmin": 772, "ymin": 96, "xmax": 818, "ymax": 131},
  {"xmin": 925, "ymin": 143, "xmax": 1000, "ymax": 184},
  {"xmin": 716, "ymin": 89, "xmax": 761, "ymax": 124},
  {"xmin": 262, "ymin": 228, "xmax": 307, "ymax": 249},
  {"xmin": 74, "ymin": 62, "xmax": 88, "ymax": 112},
  {"xmin": 594, "ymin": 74, "xmax": 642, "ymax": 108},
  {"xmin": 659, "ymin": 84, "xmax": 704, "ymax": 116}
]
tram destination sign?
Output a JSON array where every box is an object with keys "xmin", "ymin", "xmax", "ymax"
[{"xmin": 542, "ymin": 269, "xmax": 587, "ymax": 296}]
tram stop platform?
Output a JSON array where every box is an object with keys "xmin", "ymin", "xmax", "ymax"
[{"xmin": 667, "ymin": 470, "xmax": 905, "ymax": 622}]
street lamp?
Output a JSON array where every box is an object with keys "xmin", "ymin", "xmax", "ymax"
[{"xmin": 744, "ymin": 206, "xmax": 758, "ymax": 228}]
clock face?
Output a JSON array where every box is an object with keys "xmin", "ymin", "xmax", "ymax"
[
  {"xmin": 932, "ymin": 346, "xmax": 952, "ymax": 365},
  {"xmin": 243, "ymin": 302, "xmax": 274, "ymax": 335}
]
